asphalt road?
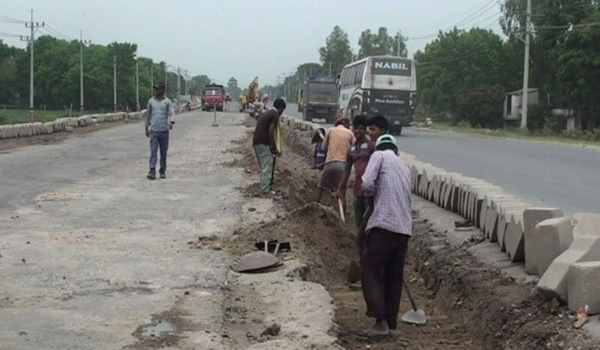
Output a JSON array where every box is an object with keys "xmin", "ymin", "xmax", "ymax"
[
  {"xmin": 0, "ymin": 109, "xmax": 250, "ymax": 349},
  {"xmin": 285, "ymin": 103, "xmax": 600, "ymax": 215}
]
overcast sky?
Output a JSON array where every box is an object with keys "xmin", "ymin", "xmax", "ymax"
[{"xmin": 1, "ymin": 0, "xmax": 503, "ymax": 87}]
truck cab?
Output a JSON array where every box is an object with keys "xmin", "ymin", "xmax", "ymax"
[
  {"xmin": 301, "ymin": 78, "xmax": 339, "ymax": 123},
  {"xmin": 201, "ymin": 84, "xmax": 225, "ymax": 111}
]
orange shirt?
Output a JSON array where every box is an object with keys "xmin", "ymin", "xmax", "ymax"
[{"xmin": 323, "ymin": 125, "xmax": 356, "ymax": 163}]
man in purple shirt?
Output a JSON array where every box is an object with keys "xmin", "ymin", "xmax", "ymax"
[{"xmin": 360, "ymin": 134, "xmax": 412, "ymax": 336}]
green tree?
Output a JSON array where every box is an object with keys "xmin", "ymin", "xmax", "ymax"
[
  {"xmin": 415, "ymin": 28, "xmax": 515, "ymax": 122},
  {"xmin": 319, "ymin": 26, "xmax": 354, "ymax": 76},
  {"xmin": 189, "ymin": 75, "xmax": 211, "ymax": 95},
  {"xmin": 226, "ymin": 77, "xmax": 242, "ymax": 100},
  {"xmin": 455, "ymin": 84, "xmax": 505, "ymax": 128},
  {"xmin": 358, "ymin": 27, "xmax": 396, "ymax": 59}
]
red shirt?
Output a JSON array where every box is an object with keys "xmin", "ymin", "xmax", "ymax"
[{"xmin": 349, "ymin": 140, "xmax": 375, "ymax": 197}]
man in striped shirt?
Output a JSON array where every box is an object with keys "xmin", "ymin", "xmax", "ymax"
[{"xmin": 360, "ymin": 134, "xmax": 412, "ymax": 336}]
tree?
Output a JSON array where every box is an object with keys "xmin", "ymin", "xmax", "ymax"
[
  {"xmin": 318, "ymin": 26, "xmax": 354, "ymax": 76},
  {"xmin": 226, "ymin": 77, "xmax": 242, "ymax": 100},
  {"xmin": 415, "ymin": 28, "xmax": 516, "ymax": 122},
  {"xmin": 188, "ymin": 75, "xmax": 211, "ymax": 95},
  {"xmin": 455, "ymin": 85, "xmax": 505, "ymax": 128},
  {"xmin": 358, "ymin": 27, "xmax": 397, "ymax": 59}
]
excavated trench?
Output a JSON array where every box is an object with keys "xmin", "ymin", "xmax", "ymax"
[{"xmin": 199, "ymin": 118, "xmax": 598, "ymax": 350}]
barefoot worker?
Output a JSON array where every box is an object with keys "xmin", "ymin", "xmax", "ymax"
[
  {"xmin": 337, "ymin": 115, "xmax": 375, "ymax": 256},
  {"xmin": 315, "ymin": 115, "xmax": 355, "ymax": 203},
  {"xmin": 360, "ymin": 134, "xmax": 412, "ymax": 335}
]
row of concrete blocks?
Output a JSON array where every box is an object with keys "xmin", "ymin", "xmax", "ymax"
[
  {"xmin": 0, "ymin": 111, "xmax": 146, "ymax": 140},
  {"xmin": 406, "ymin": 156, "xmax": 600, "ymax": 314},
  {"xmin": 279, "ymin": 116, "xmax": 320, "ymax": 132}
]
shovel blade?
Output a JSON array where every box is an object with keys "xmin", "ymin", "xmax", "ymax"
[{"xmin": 401, "ymin": 309, "xmax": 427, "ymax": 326}]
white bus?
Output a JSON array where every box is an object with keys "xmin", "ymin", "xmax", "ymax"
[{"xmin": 338, "ymin": 55, "xmax": 417, "ymax": 135}]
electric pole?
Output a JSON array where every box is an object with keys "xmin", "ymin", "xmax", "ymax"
[
  {"xmin": 176, "ymin": 66, "xmax": 181, "ymax": 113},
  {"xmin": 22, "ymin": 10, "xmax": 44, "ymax": 122},
  {"xmin": 328, "ymin": 62, "xmax": 332, "ymax": 77},
  {"xmin": 113, "ymin": 55, "xmax": 117, "ymax": 112},
  {"xmin": 520, "ymin": 0, "xmax": 532, "ymax": 129},
  {"xmin": 135, "ymin": 58, "xmax": 140, "ymax": 112},
  {"xmin": 150, "ymin": 64, "xmax": 154, "ymax": 94},
  {"xmin": 164, "ymin": 62, "xmax": 168, "ymax": 97},
  {"xmin": 79, "ymin": 30, "xmax": 90, "ymax": 115}
]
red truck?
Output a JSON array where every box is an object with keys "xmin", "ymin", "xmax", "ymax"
[{"xmin": 201, "ymin": 84, "xmax": 225, "ymax": 111}]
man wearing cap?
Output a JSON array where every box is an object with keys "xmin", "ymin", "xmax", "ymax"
[
  {"xmin": 145, "ymin": 81, "xmax": 175, "ymax": 180},
  {"xmin": 316, "ymin": 116, "xmax": 355, "ymax": 203},
  {"xmin": 360, "ymin": 134, "xmax": 412, "ymax": 336}
]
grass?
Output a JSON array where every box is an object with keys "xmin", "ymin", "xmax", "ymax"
[
  {"xmin": 0, "ymin": 109, "xmax": 101, "ymax": 125},
  {"xmin": 426, "ymin": 121, "xmax": 600, "ymax": 147}
]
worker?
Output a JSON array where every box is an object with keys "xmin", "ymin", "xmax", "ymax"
[
  {"xmin": 336, "ymin": 115, "xmax": 375, "ymax": 257},
  {"xmin": 145, "ymin": 81, "xmax": 175, "ymax": 180},
  {"xmin": 252, "ymin": 98, "xmax": 286, "ymax": 196},
  {"xmin": 316, "ymin": 116, "xmax": 355, "ymax": 203},
  {"xmin": 360, "ymin": 134, "xmax": 412, "ymax": 336}
]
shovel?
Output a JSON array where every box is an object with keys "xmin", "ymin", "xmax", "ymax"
[
  {"xmin": 401, "ymin": 279, "xmax": 427, "ymax": 326},
  {"xmin": 337, "ymin": 197, "xmax": 346, "ymax": 223}
]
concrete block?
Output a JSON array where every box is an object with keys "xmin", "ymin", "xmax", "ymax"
[
  {"xmin": 535, "ymin": 217, "xmax": 574, "ymax": 275},
  {"xmin": 573, "ymin": 213, "xmax": 600, "ymax": 237},
  {"xmin": 504, "ymin": 213, "xmax": 524, "ymax": 262},
  {"xmin": 523, "ymin": 208, "xmax": 564, "ymax": 275},
  {"xmin": 537, "ymin": 235, "xmax": 600, "ymax": 302},
  {"xmin": 568, "ymin": 261, "xmax": 600, "ymax": 314}
]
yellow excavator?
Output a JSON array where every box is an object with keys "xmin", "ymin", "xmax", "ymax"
[{"xmin": 239, "ymin": 77, "xmax": 259, "ymax": 112}]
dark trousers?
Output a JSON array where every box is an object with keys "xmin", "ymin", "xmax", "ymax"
[
  {"xmin": 149, "ymin": 130, "xmax": 169, "ymax": 173},
  {"xmin": 361, "ymin": 227, "xmax": 410, "ymax": 330},
  {"xmin": 354, "ymin": 196, "xmax": 367, "ymax": 257}
]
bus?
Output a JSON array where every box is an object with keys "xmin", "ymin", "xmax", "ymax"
[{"xmin": 338, "ymin": 55, "xmax": 417, "ymax": 135}]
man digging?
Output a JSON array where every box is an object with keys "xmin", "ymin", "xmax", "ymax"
[
  {"xmin": 252, "ymin": 98, "xmax": 286, "ymax": 196},
  {"xmin": 360, "ymin": 134, "xmax": 412, "ymax": 336}
]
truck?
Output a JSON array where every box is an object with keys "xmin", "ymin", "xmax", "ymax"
[
  {"xmin": 201, "ymin": 84, "xmax": 225, "ymax": 111},
  {"xmin": 301, "ymin": 78, "xmax": 339, "ymax": 123}
]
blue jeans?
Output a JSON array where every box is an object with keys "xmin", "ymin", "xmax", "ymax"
[
  {"xmin": 149, "ymin": 130, "xmax": 169, "ymax": 173},
  {"xmin": 253, "ymin": 144, "xmax": 274, "ymax": 194}
]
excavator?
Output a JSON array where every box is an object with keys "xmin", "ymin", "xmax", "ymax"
[{"xmin": 239, "ymin": 77, "xmax": 259, "ymax": 112}]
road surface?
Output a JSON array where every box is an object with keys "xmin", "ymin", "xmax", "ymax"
[
  {"xmin": 0, "ymin": 109, "xmax": 249, "ymax": 349},
  {"xmin": 285, "ymin": 103, "xmax": 600, "ymax": 215}
]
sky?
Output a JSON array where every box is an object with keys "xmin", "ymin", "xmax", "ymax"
[{"xmin": 1, "ymin": 0, "xmax": 503, "ymax": 88}]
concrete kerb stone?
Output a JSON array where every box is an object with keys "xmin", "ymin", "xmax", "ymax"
[
  {"xmin": 568, "ymin": 261, "xmax": 600, "ymax": 314},
  {"xmin": 497, "ymin": 205, "xmax": 529, "ymax": 252},
  {"xmin": 535, "ymin": 217, "xmax": 574, "ymax": 276},
  {"xmin": 573, "ymin": 213, "xmax": 600, "ymax": 237},
  {"xmin": 504, "ymin": 213, "xmax": 525, "ymax": 263},
  {"xmin": 523, "ymin": 208, "xmax": 564, "ymax": 275},
  {"xmin": 537, "ymin": 235, "xmax": 600, "ymax": 303}
]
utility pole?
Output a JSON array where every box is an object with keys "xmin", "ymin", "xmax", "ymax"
[
  {"xmin": 135, "ymin": 58, "xmax": 140, "ymax": 112},
  {"xmin": 23, "ymin": 10, "xmax": 44, "ymax": 122},
  {"xmin": 176, "ymin": 66, "xmax": 181, "ymax": 113},
  {"xmin": 164, "ymin": 63, "xmax": 168, "ymax": 98},
  {"xmin": 79, "ymin": 30, "xmax": 90, "ymax": 115},
  {"xmin": 113, "ymin": 55, "xmax": 117, "ymax": 112},
  {"xmin": 520, "ymin": 0, "xmax": 532, "ymax": 129},
  {"xmin": 328, "ymin": 62, "xmax": 332, "ymax": 77},
  {"xmin": 150, "ymin": 64, "xmax": 154, "ymax": 93}
]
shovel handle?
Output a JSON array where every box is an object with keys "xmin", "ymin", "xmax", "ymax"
[
  {"xmin": 337, "ymin": 198, "xmax": 346, "ymax": 223},
  {"xmin": 403, "ymin": 279, "xmax": 419, "ymax": 312}
]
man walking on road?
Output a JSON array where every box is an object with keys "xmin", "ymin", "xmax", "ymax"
[
  {"xmin": 145, "ymin": 82, "xmax": 175, "ymax": 180},
  {"xmin": 253, "ymin": 98, "xmax": 286, "ymax": 196},
  {"xmin": 315, "ymin": 116, "xmax": 355, "ymax": 203},
  {"xmin": 360, "ymin": 134, "xmax": 412, "ymax": 336}
]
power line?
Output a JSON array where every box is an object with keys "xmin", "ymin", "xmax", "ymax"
[
  {"xmin": 0, "ymin": 31, "xmax": 22, "ymax": 37},
  {"xmin": 536, "ymin": 21, "xmax": 600, "ymax": 30},
  {"xmin": 407, "ymin": 0, "xmax": 500, "ymax": 41},
  {"xmin": 0, "ymin": 14, "xmax": 27, "ymax": 23}
]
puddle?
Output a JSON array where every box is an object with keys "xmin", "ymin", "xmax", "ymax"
[{"xmin": 141, "ymin": 320, "xmax": 175, "ymax": 338}]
